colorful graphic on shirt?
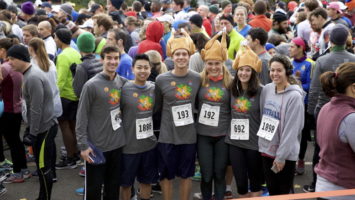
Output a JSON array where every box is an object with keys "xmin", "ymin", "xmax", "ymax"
[
  {"xmin": 205, "ymin": 87, "xmax": 224, "ymax": 102},
  {"xmin": 104, "ymin": 87, "xmax": 109, "ymax": 92},
  {"xmin": 133, "ymin": 92, "xmax": 138, "ymax": 98},
  {"xmin": 137, "ymin": 95, "xmax": 153, "ymax": 111},
  {"xmin": 232, "ymin": 96, "xmax": 251, "ymax": 113},
  {"xmin": 171, "ymin": 81, "xmax": 176, "ymax": 86},
  {"xmin": 175, "ymin": 84, "xmax": 192, "ymax": 100},
  {"xmin": 108, "ymin": 89, "xmax": 121, "ymax": 105}
]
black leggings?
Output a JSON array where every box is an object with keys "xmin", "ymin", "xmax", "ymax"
[
  {"xmin": 229, "ymin": 145, "xmax": 263, "ymax": 195},
  {"xmin": 262, "ymin": 156, "xmax": 295, "ymax": 195}
]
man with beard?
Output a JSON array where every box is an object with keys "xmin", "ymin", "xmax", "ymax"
[{"xmin": 268, "ymin": 11, "xmax": 291, "ymax": 41}]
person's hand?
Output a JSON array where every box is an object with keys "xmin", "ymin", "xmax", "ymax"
[
  {"xmin": 23, "ymin": 133, "xmax": 36, "ymax": 146},
  {"xmin": 81, "ymin": 147, "xmax": 94, "ymax": 164},
  {"xmin": 273, "ymin": 161, "xmax": 285, "ymax": 172},
  {"xmin": 286, "ymin": 31, "xmax": 294, "ymax": 40}
]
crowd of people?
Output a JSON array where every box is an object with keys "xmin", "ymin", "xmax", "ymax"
[{"xmin": 0, "ymin": 0, "xmax": 354, "ymax": 199}]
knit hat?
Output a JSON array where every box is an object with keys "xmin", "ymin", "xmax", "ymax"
[
  {"xmin": 36, "ymin": 9, "xmax": 47, "ymax": 16},
  {"xmin": 233, "ymin": 45, "xmax": 262, "ymax": 73},
  {"xmin": 209, "ymin": 5, "xmax": 219, "ymax": 14},
  {"xmin": 265, "ymin": 43, "xmax": 275, "ymax": 51},
  {"xmin": 77, "ymin": 32, "xmax": 95, "ymax": 53},
  {"xmin": 110, "ymin": 0, "xmax": 123, "ymax": 10},
  {"xmin": 201, "ymin": 31, "xmax": 227, "ymax": 61},
  {"xmin": 40, "ymin": 2, "xmax": 52, "ymax": 9},
  {"xmin": 272, "ymin": 11, "xmax": 288, "ymax": 22},
  {"xmin": 219, "ymin": 14, "xmax": 234, "ymax": 26},
  {"xmin": 167, "ymin": 31, "xmax": 196, "ymax": 57},
  {"xmin": 55, "ymin": 28, "xmax": 72, "ymax": 45},
  {"xmin": 221, "ymin": 0, "xmax": 231, "ymax": 10},
  {"xmin": 21, "ymin": 1, "xmax": 35, "ymax": 15},
  {"xmin": 330, "ymin": 24, "xmax": 348, "ymax": 46},
  {"xmin": 189, "ymin": 14, "xmax": 203, "ymax": 28},
  {"xmin": 8, "ymin": 5, "xmax": 18, "ymax": 15},
  {"xmin": 7, "ymin": 44, "xmax": 30, "ymax": 63},
  {"xmin": 60, "ymin": 4, "xmax": 73, "ymax": 16}
]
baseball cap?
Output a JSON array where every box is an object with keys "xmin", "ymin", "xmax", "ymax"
[
  {"xmin": 79, "ymin": 19, "xmax": 94, "ymax": 29},
  {"xmin": 328, "ymin": 2, "xmax": 343, "ymax": 14},
  {"xmin": 157, "ymin": 14, "xmax": 174, "ymax": 24}
]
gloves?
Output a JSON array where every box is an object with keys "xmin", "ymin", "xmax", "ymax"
[{"xmin": 23, "ymin": 128, "xmax": 36, "ymax": 146}]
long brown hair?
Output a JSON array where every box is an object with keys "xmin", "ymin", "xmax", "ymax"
[{"xmin": 28, "ymin": 37, "xmax": 51, "ymax": 72}]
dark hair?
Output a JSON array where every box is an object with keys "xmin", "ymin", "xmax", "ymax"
[
  {"xmin": 133, "ymin": 54, "xmax": 150, "ymax": 67},
  {"xmin": 248, "ymin": 27, "xmax": 268, "ymax": 46},
  {"xmin": 133, "ymin": 1, "xmax": 142, "ymax": 12},
  {"xmin": 320, "ymin": 62, "xmax": 355, "ymax": 97},
  {"xmin": 177, "ymin": 22, "xmax": 191, "ymax": 32},
  {"xmin": 0, "ymin": 37, "xmax": 19, "ymax": 50},
  {"xmin": 174, "ymin": 0, "xmax": 184, "ymax": 8},
  {"xmin": 231, "ymin": 67, "xmax": 260, "ymax": 97},
  {"xmin": 309, "ymin": 7, "xmax": 327, "ymax": 21},
  {"xmin": 269, "ymin": 55, "xmax": 293, "ymax": 77},
  {"xmin": 268, "ymin": 34, "xmax": 287, "ymax": 46},
  {"xmin": 0, "ymin": 1, "xmax": 7, "ymax": 10},
  {"xmin": 93, "ymin": 14, "xmax": 113, "ymax": 31},
  {"xmin": 304, "ymin": 0, "xmax": 319, "ymax": 12},
  {"xmin": 253, "ymin": 0, "xmax": 267, "ymax": 15},
  {"xmin": 190, "ymin": 33, "xmax": 209, "ymax": 52},
  {"xmin": 108, "ymin": 29, "xmax": 134, "ymax": 53},
  {"xmin": 100, "ymin": 45, "xmax": 120, "ymax": 59},
  {"xmin": 76, "ymin": 14, "xmax": 91, "ymax": 25}
]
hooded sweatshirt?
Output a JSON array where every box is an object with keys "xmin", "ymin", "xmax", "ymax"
[
  {"xmin": 137, "ymin": 21, "xmax": 164, "ymax": 57},
  {"xmin": 258, "ymin": 82, "xmax": 304, "ymax": 163}
]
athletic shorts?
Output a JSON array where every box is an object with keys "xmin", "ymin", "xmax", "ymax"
[
  {"xmin": 158, "ymin": 143, "xmax": 196, "ymax": 180},
  {"xmin": 58, "ymin": 97, "xmax": 78, "ymax": 121},
  {"xmin": 120, "ymin": 148, "xmax": 158, "ymax": 186}
]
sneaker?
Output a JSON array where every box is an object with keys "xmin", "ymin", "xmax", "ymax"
[
  {"xmin": 21, "ymin": 169, "xmax": 32, "ymax": 179},
  {"xmin": 0, "ymin": 184, "xmax": 7, "ymax": 196},
  {"xmin": 303, "ymin": 184, "xmax": 315, "ymax": 193},
  {"xmin": 0, "ymin": 171, "xmax": 8, "ymax": 183},
  {"xmin": 78, "ymin": 166, "xmax": 85, "ymax": 177},
  {"xmin": 26, "ymin": 153, "xmax": 35, "ymax": 163},
  {"xmin": 261, "ymin": 184, "xmax": 269, "ymax": 196},
  {"xmin": 295, "ymin": 160, "xmax": 305, "ymax": 175},
  {"xmin": 192, "ymin": 171, "xmax": 201, "ymax": 181},
  {"xmin": 224, "ymin": 190, "xmax": 233, "ymax": 199},
  {"xmin": 56, "ymin": 157, "xmax": 77, "ymax": 169},
  {"xmin": 0, "ymin": 159, "xmax": 12, "ymax": 169},
  {"xmin": 151, "ymin": 184, "xmax": 162, "ymax": 194},
  {"xmin": 4, "ymin": 173, "xmax": 24, "ymax": 183},
  {"xmin": 75, "ymin": 187, "xmax": 84, "ymax": 196},
  {"xmin": 193, "ymin": 192, "xmax": 202, "ymax": 199}
]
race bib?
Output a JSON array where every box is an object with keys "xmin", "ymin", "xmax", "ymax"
[
  {"xmin": 198, "ymin": 103, "xmax": 220, "ymax": 127},
  {"xmin": 110, "ymin": 107, "xmax": 121, "ymax": 131},
  {"xmin": 230, "ymin": 119, "xmax": 249, "ymax": 140},
  {"xmin": 257, "ymin": 115, "xmax": 279, "ymax": 141},
  {"xmin": 136, "ymin": 117, "xmax": 154, "ymax": 140},
  {"xmin": 171, "ymin": 103, "xmax": 194, "ymax": 127}
]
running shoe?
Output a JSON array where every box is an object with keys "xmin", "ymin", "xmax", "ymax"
[
  {"xmin": 295, "ymin": 160, "xmax": 305, "ymax": 175},
  {"xmin": 4, "ymin": 173, "xmax": 24, "ymax": 183},
  {"xmin": 261, "ymin": 184, "xmax": 269, "ymax": 196},
  {"xmin": 224, "ymin": 190, "xmax": 233, "ymax": 199},
  {"xmin": 303, "ymin": 184, "xmax": 315, "ymax": 193},
  {"xmin": 78, "ymin": 166, "xmax": 85, "ymax": 177},
  {"xmin": 56, "ymin": 157, "xmax": 77, "ymax": 169},
  {"xmin": 75, "ymin": 187, "xmax": 84, "ymax": 196},
  {"xmin": 0, "ymin": 159, "xmax": 12, "ymax": 169},
  {"xmin": 21, "ymin": 169, "xmax": 32, "ymax": 179}
]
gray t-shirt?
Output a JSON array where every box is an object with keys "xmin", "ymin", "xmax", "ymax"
[
  {"xmin": 121, "ymin": 81, "xmax": 157, "ymax": 154},
  {"xmin": 155, "ymin": 70, "xmax": 201, "ymax": 144},
  {"xmin": 225, "ymin": 87, "xmax": 262, "ymax": 151},
  {"xmin": 258, "ymin": 52, "xmax": 272, "ymax": 85},
  {"xmin": 197, "ymin": 79, "xmax": 231, "ymax": 137}
]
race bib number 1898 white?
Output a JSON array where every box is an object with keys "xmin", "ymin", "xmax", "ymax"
[
  {"xmin": 172, "ymin": 103, "xmax": 194, "ymax": 127},
  {"xmin": 257, "ymin": 115, "xmax": 279, "ymax": 141},
  {"xmin": 136, "ymin": 117, "xmax": 154, "ymax": 139}
]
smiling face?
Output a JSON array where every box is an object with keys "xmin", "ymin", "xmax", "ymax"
[
  {"xmin": 102, "ymin": 51, "xmax": 120, "ymax": 74},
  {"xmin": 172, "ymin": 49, "xmax": 190, "ymax": 70},
  {"xmin": 237, "ymin": 66, "xmax": 252, "ymax": 84},
  {"xmin": 270, "ymin": 61, "xmax": 288, "ymax": 85},
  {"xmin": 133, "ymin": 59, "xmax": 151, "ymax": 83},
  {"xmin": 205, "ymin": 60, "xmax": 223, "ymax": 77}
]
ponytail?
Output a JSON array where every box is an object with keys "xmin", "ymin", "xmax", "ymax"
[{"xmin": 320, "ymin": 71, "xmax": 337, "ymax": 97}]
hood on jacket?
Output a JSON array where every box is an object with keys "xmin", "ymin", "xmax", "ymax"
[{"xmin": 146, "ymin": 21, "xmax": 164, "ymax": 43}]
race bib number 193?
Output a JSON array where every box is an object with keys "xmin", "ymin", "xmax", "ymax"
[{"xmin": 172, "ymin": 103, "xmax": 194, "ymax": 127}]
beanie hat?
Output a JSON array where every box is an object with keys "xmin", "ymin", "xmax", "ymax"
[
  {"xmin": 167, "ymin": 31, "xmax": 195, "ymax": 57},
  {"xmin": 189, "ymin": 14, "xmax": 203, "ymax": 28},
  {"xmin": 221, "ymin": 0, "xmax": 231, "ymax": 10},
  {"xmin": 265, "ymin": 43, "xmax": 275, "ymax": 51},
  {"xmin": 272, "ymin": 11, "xmax": 288, "ymax": 22},
  {"xmin": 330, "ymin": 24, "xmax": 348, "ymax": 46},
  {"xmin": 111, "ymin": 0, "xmax": 124, "ymax": 10},
  {"xmin": 233, "ymin": 45, "xmax": 262, "ymax": 73},
  {"xmin": 55, "ymin": 28, "xmax": 72, "ymax": 45},
  {"xmin": 201, "ymin": 32, "xmax": 227, "ymax": 61},
  {"xmin": 0, "ymin": 1, "xmax": 7, "ymax": 10},
  {"xmin": 8, "ymin": 5, "xmax": 18, "ymax": 15},
  {"xmin": 21, "ymin": 1, "xmax": 35, "ymax": 15},
  {"xmin": 7, "ymin": 44, "xmax": 30, "ymax": 63},
  {"xmin": 60, "ymin": 4, "xmax": 73, "ymax": 16},
  {"xmin": 209, "ymin": 5, "xmax": 219, "ymax": 14},
  {"xmin": 219, "ymin": 14, "xmax": 234, "ymax": 26},
  {"xmin": 77, "ymin": 32, "xmax": 95, "ymax": 53}
]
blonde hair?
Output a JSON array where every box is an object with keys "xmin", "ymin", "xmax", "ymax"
[
  {"xmin": 145, "ymin": 50, "xmax": 168, "ymax": 74},
  {"xmin": 28, "ymin": 38, "xmax": 51, "ymax": 72},
  {"xmin": 200, "ymin": 63, "xmax": 232, "ymax": 89}
]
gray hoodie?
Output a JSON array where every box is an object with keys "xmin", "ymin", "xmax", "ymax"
[{"xmin": 258, "ymin": 82, "xmax": 304, "ymax": 163}]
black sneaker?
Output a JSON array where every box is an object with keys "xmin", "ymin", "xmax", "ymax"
[
  {"xmin": 303, "ymin": 184, "xmax": 315, "ymax": 193},
  {"xmin": 55, "ymin": 157, "xmax": 77, "ymax": 170},
  {"xmin": 151, "ymin": 184, "xmax": 162, "ymax": 194}
]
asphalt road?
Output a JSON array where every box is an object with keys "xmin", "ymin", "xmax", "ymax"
[{"xmin": 3, "ymin": 128, "xmax": 315, "ymax": 200}]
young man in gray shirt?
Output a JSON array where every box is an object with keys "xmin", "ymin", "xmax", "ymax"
[
  {"xmin": 76, "ymin": 45, "xmax": 126, "ymax": 200},
  {"xmin": 8, "ymin": 44, "xmax": 57, "ymax": 200}
]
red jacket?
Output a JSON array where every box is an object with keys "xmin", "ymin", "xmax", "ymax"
[{"xmin": 137, "ymin": 21, "xmax": 164, "ymax": 57}]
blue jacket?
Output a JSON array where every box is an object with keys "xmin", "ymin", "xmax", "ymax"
[{"xmin": 292, "ymin": 57, "xmax": 314, "ymax": 104}]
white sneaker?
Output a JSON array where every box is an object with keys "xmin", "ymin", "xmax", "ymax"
[{"xmin": 193, "ymin": 192, "xmax": 202, "ymax": 199}]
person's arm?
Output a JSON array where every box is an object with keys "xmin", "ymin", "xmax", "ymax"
[
  {"xmin": 27, "ymin": 77, "xmax": 45, "ymax": 136},
  {"xmin": 153, "ymin": 77, "xmax": 163, "ymax": 114},
  {"xmin": 73, "ymin": 65, "xmax": 88, "ymax": 98},
  {"xmin": 56, "ymin": 54, "xmax": 70, "ymax": 94},
  {"xmin": 307, "ymin": 59, "xmax": 322, "ymax": 115},
  {"xmin": 339, "ymin": 113, "xmax": 355, "ymax": 152}
]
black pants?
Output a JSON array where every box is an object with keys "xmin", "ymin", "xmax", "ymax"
[
  {"xmin": 262, "ymin": 156, "xmax": 295, "ymax": 195},
  {"xmin": 33, "ymin": 124, "xmax": 57, "ymax": 200},
  {"xmin": 299, "ymin": 106, "xmax": 312, "ymax": 160},
  {"xmin": 197, "ymin": 135, "xmax": 228, "ymax": 200},
  {"xmin": 229, "ymin": 145, "xmax": 263, "ymax": 195},
  {"xmin": 85, "ymin": 147, "xmax": 122, "ymax": 200},
  {"xmin": 0, "ymin": 112, "xmax": 27, "ymax": 173},
  {"xmin": 312, "ymin": 109, "xmax": 321, "ymax": 187}
]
